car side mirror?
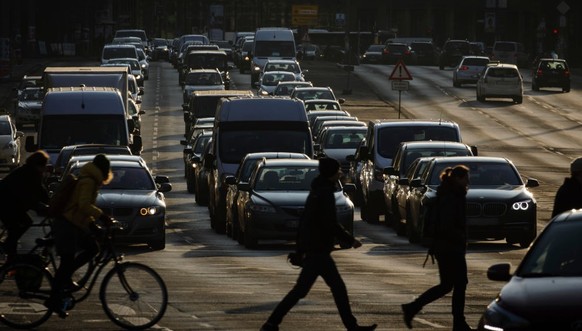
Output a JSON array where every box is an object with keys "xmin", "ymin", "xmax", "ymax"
[
  {"xmin": 225, "ymin": 176, "xmax": 236, "ymax": 185},
  {"xmin": 383, "ymin": 166, "xmax": 397, "ymax": 176},
  {"xmin": 342, "ymin": 183, "xmax": 356, "ymax": 194},
  {"xmin": 237, "ymin": 182, "xmax": 251, "ymax": 191},
  {"xmin": 470, "ymin": 145, "xmax": 478, "ymax": 156},
  {"xmin": 487, "ymin": 263, "xmax": 512, "ymax": 282},
  {"xmin": 525, "ymin": 178, "xmax": 539, "ymax": 188},
  {"xmin": 409, "ymin": 178, "xmax": 423, "ymax": 187},
  {"xmin": 157, "ymin": 182, "xmax": 172, "ymax": 193},
  {"xmin": 338, "ymin": 98, "xmax": 346, "ymax": 104}
]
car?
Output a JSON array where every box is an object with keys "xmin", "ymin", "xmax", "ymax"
[
  {"xmin": 272, "ymin": 81, "xmax": 313, "ymax": 97},
  {"xmin": 101, "ymin": 44, "xmax": 139, "ymax": 65},
  {"xmin": 311, "ymin": 115, "xmax": 360, "ymax": 141},
  {"xmin": 12, "ymin": 75, "xmax": 42, "ymax": 104},
  {"xmin": 127, "ymin": 98, "xmax": 145, "ymax": 135},
  {"xmin": 477, "ymin": 209, "xmax": 582, "ymax": 330},
  {"xmin": 531, "ymin": 58, "xmax": 570, "ymax": 92},
  {"xmin": 407, "ymin": 156, "xmax": 539, "ymax": 247},
  {"xmin": 211, "ymin": 40, "xmax": 233, "ymax": 61},
  {"xmin": 181, "ymin": 130, "xmax": 212, "ymax": 193},
  {"xmin": 452, "ymin": 56, "xmax": 490, "ymax": 87},
  {"xmin": 346, "ymin": 138, "xmax": 367, "ymax": 206},
  {"xmin": 224, "ymin": 152, "xmax": 310, "ymax": 240},
  {"xmin": 103, "ymin": 57, "xmax": 144, "ymax": 86},
  {"xmin": 314, "ymin": 126, "xmax": 367, "ymax": 175},
  {"xmin": 491, "ymin": 41, "xmax": 529, "ymax": 67},
  {"xmin": 136, "ymin": 48, "xmax": 149, "ymax": 80},
  {"xmin": 13, "ymin": 87, "xmax": 43, "ymax": 130},
  {"xmin": 360, "ymin": 44, "xmax": 384, "ymax": 64},
  {"xmin": 50, "ymin": 144, "xmax": 132, "ymax": 179},
  {"xmin": 186, "ymin": 116, "xmax": 214, "ymax": 140},
  {"xmin": 256, "ymin": 71, "xmax": 297, "ymax": 95},
  {"xmin": 182, "ymin": 69, "xmax": 225, "ymax": 103},
  {"xmin": 476, "ymin": 62, "xmax": 523, "ymax": 103},
  {"xmin": 291, "ymin": 86, "xmax": 344, "ymax": 104},
  {"xmin": 151, "ymin": 38, "xmax": 170, "ymax": 61},
  {"xmin": 313, "ymin": 120, "xmax": 367, "ymax": 143},
  {"xmin": 439, "ymin": 39, "xmax": 472, "ymax": 69},
  {"xmin": 59, "ymin": 155, "xmax": 172, "ymax": 250},
  {"xmin": 194, "ymin": 138, "xmax": 213, "ymax": 206},
  {"xmin": 236, "ymin": 39, "xmax": 254, "ymax": 73},
  {"xmin": 0, "ymin": 115, "xmax": 24, "ymax": 171},
  {"xmin": 179, "ymin": 49, "xmax": 230, "ymax": 88},
  {"xmin": 382, "ymin": 43, "xmax": 416, "ymax": 64},
  {"xmin": 305, "ymin": 100, "xmax": 345, "ymax": 114},
  {"xmin": 410, "ymin": 41, "xmax": 438, "ymax": 65},
  {"xmin": 382, "ymin": 141, "xmax": 476, "ymax": 236},
  {"xmin": 235, "ymin": 158, "xmax": 355, "ymax": 248},
  {"xmin": 356, "ymin": 119, "xmax": 466, "ymax": 223},
  {"xmin": 296, "ymin": 43, "xmax": 322, "ymax": 60},
  {"xmin": 127, "ymin": 74, "xmax": 144, "ymax": 106},
  {"xmin": 262, "ymin": 59, "xmax": 307, "ymax": 82}
]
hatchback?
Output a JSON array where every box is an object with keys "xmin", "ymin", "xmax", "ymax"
[
  {"xmin": 0, "ymin": 115, "xmax": 24, "ymax": 171},
  {"xmin": 478, "ymin": 209, "xmax": 582, "ymax": 330},
  {"xmin": 476, "ymin": 63, "xmax": 523, "ymax": 103},
  {"xmin": 453, "ymin": 56, "xmax": 490, "ymax": 87},
  {"xmin": 382, "ymin": 43, "xmax": 415, "ymax": 64},
  {"xmin": 531, "ymin": 58, "xmax": 570, "ymax": 92}
]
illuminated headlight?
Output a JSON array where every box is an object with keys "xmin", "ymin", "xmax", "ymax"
[
  {"xmin": 480, "ymin": 300, "xmax": 530, "ymax": 330},
  {"xmin": 139, "ymin": 206, "xmax": 161, "ymax": 216},
  {"xmin": 135, "ymin": 74, "xmax": 143, "ymax": 80},
  {"xmin": 244, "ymin": 56, "xmax": 250, "ymax": 61},
  {"xmin": 253, "ymin": 66, "xmax": 261, "ymax": 72},
  {"xmin": 141, "ymin": 63, "xmax": 147, "ymax": 69},
  {"xmin": 511, "ymin": 200, "xmax": 531, "ymax": 211},
  {"xmin": 249, "ymin": 205, "xmax": 276, "ymax": 213}
]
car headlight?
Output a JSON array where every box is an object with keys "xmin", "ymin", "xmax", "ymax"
[
  {"xmin": 135, "ymin": 74, "xmax": 142, "ymax": 80},
  {"xmin": 252, "ymin": 65, "xmax": 261, "ymax": 72},
  {"xmin": 140, "ymin": 206, "xmax": 161, "ymax": 216},
  {"xmin": 141, "ymin": 63, "xmax": 147, "ymax": 69},
  {"xmin": 480, "ymin": 300, "xmax": 530, "ymax": 330},
  {"xmin": 249, "ymin": 204, "xmax": 276, "ymax": 213},
  {"xmin": 511, "ymin": 200, "xmax": 532, "ymax": 211}
]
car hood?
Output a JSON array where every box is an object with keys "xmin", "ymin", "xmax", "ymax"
[
  {"xmin": 251, "ymin": 191, "xmax": 308, "ymax": 206},
  {"xmin": 322, "ymin": 148, "xmax": 357, "ymax": 163},
  {"xmin": 97, "ymin": 190, "xmax": 164, "ymax": 207},
  {"xmin": 0, "ymin": 136, "xmax": 15, "ymax": 146},
  {"xmin": 466, "ymin": 186, "xmax": 531, "ymax": 201},
  {"xmin": 498, "ymin": 277, "xmax": 582, "ymax": 319}
]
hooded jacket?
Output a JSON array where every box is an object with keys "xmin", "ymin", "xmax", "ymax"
[
  {"xmin": 62, "ymin": 162, "xmax": 105, "ymax": 230},
  {"xmin": 296, "ymin": 175, "xmax": 354, "ymax": 254},
  {"xmin": 433, "ymin": 182, "xmax": 467, "ymax": 253},
  {"xmin": 552, "ymin": 177, "xmax": 582, "ymax": 217},
  {"xmin": 0, "ymin": 163, "xmax": 48, "ymax": 214}
]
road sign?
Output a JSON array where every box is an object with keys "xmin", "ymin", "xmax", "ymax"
[
  {"xmin": 391, "ymin": 80, "xmax": 409, "ymax": 91},
  {"xmin": 389, "ymin": 60, "xmax": 412, "ymax": 80}
]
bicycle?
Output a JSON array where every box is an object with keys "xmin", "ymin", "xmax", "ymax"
[{"xmin": 0, "ymin": 218, "xmax": 168, "ymax": 330}]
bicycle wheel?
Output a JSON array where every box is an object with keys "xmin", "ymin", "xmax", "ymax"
[
  {"xmin": 99, "ymin": 262, "xmax": 167, "ymax": 330},
  {"xmin": 0, "ymin": 262, "xmax": 53, "ymax": 329}
]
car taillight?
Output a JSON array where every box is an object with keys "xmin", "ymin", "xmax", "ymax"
[
  {"xmin": 564, "ymin": 70, "xmax": 570, "ymax": 77},
  {"xmin": 383, "ymin": 49, "xmax": 390, "ymax": 55},
  {"xmin": 460, "ymin": 65, "xmax": 469, "ymax": 71},
  {"xmin": 536, "ymin": 69, "xmax": 543, "ymax": 77},
  {"xmin": 404, "ymin": 50, "xmax": 411, "ymax": 55}
]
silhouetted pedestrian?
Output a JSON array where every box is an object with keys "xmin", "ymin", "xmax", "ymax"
[
  {"xmin": 260, "ymin": 157, "xmax": 377, "ymax": 331},
  {"xmin": 402, "ymin": 165, "xmax": 472, "ymax": 331},
  {"xmin": 552, "ymin": 157, "xmax": 582, "ymax": 217}
]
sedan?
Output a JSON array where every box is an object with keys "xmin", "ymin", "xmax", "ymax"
[
  {"xmin": 61, "ymin": 155, "xmax": 172, "ymax": 250},
  {"xmin": 360, "ymin": 44, "xmax": 384, "ymax": 64},
  {"xmin": 453, "ymin": 56, "xmax": 490, "ymax": 87},
  {"xmin": 407, "ymin": 156, "xmax": 539, "ymax": 247},
  {"xmin": 236, "ymin": 158, "xmax": 355, "ymax": 249},
  {"xmin": 382, "ymin": 43, "xmax": 416, "ymax": 65},
  {"xmin": 478, "ymin": 209, "xmax": 582, "ymax": 330},
  {"xmin": 14, "ymin": 87, "xmax": 43, "ymax": 130},
  {"xmin": 182, "ymin": 69, "xmax": 225, "ymax": 104},
  {"xmin": 314, "ymin": 126, "xmax": 367, "ymax": 175},
  {"xmin": 181, "ymin": 130, "xmax": 212, "ymax": 193},
  {"xmin": 256, "ymin": 71, "xmax": 296, "ymax": 95},
  {"xmin": 272, "ymin": 81, "xmax": 313, "ymax": 97}
]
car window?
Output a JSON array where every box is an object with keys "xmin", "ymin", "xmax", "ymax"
[
  {"xmin": 427, "ymin": 162, "xmax": 520, "ymax": 186},
  {"xmin": 487, "ymin": 68, "xmax": 519, "ymax": 78},
  {"xmin": 254, "ymin": 166, "xmax": 318, "ymax": 191},
  {"xmin": 463, "ymin": 58, "xmax": 489, "ymax": 66},
  {"xmin": 103, "ymin": 167, "xmax": 155, "ymax": 190},
  {"xmin": 367, "ymin": 45, "xmax": 384, "ymax": 52},
  {"xmin": 0, "ymin": 121, "xmax": 12, "ymax": 135},
  {"xmin": 194, "ymin": 135, "xmax": 211, "ymax": 154},
  {"xmin": 377, "ymin": 126, "xmax": 460, "ymax": 159}
]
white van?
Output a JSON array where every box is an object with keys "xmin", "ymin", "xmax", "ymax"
[
  {"xmin": 492, "ymin": 41, "xmax": 529, "ymax": 67},
  {"xmin": 250, "ymin": 28, "xmax": 296, "ymax": 85}
]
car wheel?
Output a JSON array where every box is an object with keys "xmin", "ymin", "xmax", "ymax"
[
  {"xmin": 564, "ymin": 85, "xmax": 570, "ymax": 93},
  {"xmin": 453, "ymin": 80, "xmax": 460, "ymax": 88},
  {"xmin": 532, "ymin": 81, "xmax": 539, "ymax": 91},
  {"xmin": 186, "ymin": 174, "xmax": 196, "ymax": 194},
  {"xmin": 514, "ymin": 96, "xmax": 523, "ymax": 104},
  {"xmin": 149, "ymin": 236, "xmax": 166, "ymax": 251},
  {"xmin": 243, "ymin": 226, "xmax": 257, "ymax": 249},
  {"xmin": 477, "ymin": 94, "xmax": 485, "ymax": 103}
]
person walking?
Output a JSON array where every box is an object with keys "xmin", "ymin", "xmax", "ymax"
[
  {"xmin": 552, "ymin": 157, "xmax": 582, "ymax": 217},
  {"xmin": 260, "ymin": 157, "xmax": 377, "ymax": 331},
  {"xmin": 46, "ymin": 154, "xmax": 114, "ymax": 318},
  {"xmin": 0, "ymin": 150, "xmax": 49, "ymax": 265},
  {"xmin": 401, "ymin": 165, "xmax": 472, "ymax": 331}
]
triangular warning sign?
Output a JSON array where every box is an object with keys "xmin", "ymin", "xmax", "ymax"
[{"xmin": 389, "ymin": 60, "xmax": 413, "ymax": 80}]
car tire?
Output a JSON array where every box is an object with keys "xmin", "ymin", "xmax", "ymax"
[
  {"xmin": 564, "ymin": 85, "xmax": 570, "ymax": 93},
  {"xmin": 477, "ymin": 94, "xmax": 485, "ymax": 103},
  {"xmin": 453, "ymin": 80, "xmax": 461, "ymax": 88},
  {"xmin": 149, "ymin": 236, "xmax": 166, "ymax": 251},
  {"xmin": 532, "ymin": 81, "xmax": 539, "ymax": 91},
  {"xmin": 243, "ymin": 226, "xmax": 257, "ymax": 249},
  {"xmin": 514, "ymin": 96, "xmax": 523, "ymax": 104},
  {"xmin": 186, "ymin": 175, "xmax": 196, "ymax": 194}
]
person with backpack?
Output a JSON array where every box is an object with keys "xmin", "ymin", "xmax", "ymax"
[
  {"xmin": 45, "ymin": 154, "xmax": 114, "ymax": 318},
  {"xmin": 0, "ymin": 150, "xmax": 50, "ymax": 265},
  {"xmin": 260, "ymin": 157, "xmax": 377, "ymax": 331},
  {"xmin": 401, "ymin": 165, "xmax": 472, "ymax": 331}
]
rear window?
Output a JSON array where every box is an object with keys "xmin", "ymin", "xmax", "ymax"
[
  {"xmin": 377, "ymin": 126, "xmax": 460, "ymax": 159},
  {"xmin": 463, "ymin": 58, "xmax": 489, "ymax": 66},
  {"xmin": 103, "ymin": 47, "xmax": 137, "ymax": 60},
  {"xmin": 487, "ymin": 68, "xmax": 519, "ymax": 78},
  {"xmin": 540, "ymin": 61, "xmax": 568, "ymax": 71}
]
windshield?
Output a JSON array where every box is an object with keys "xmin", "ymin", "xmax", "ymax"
[
  {"xmin": 219, "ymin": 129, "xmax": 312, "ymax": 164},
  {"xmin": 324, "ymin": 130, "xmax": 365, "ymax": 149},
  {"xmin": 254, "ymin": 166, "xmax": 318, "ymax": 191},
  {"xmin": 193, "ymin": 135, "xmax": 211, "ymax": 154},
  {"xmin": 103, "ymin": 47, "xmax": 136, "ymax": 60},
  {"xmin": 426, "ymin": 161, "xmax": 521, "ymax": 186},
  {"xmin": 518, "ymin": 221, "xmax": 582, "ymax": 277},
  {"xmin": 102, "ymin": 167, "xmax": 155, "ymax": 190},
  {"xmin": 187, "ymin": 54, "xmax": 227, "ymax": 70},
  {"xmin": 0, "ymin": 121, "xmax": 12, "ymax": 135},
  {"xmin": 255, "ymin": 41, "xmax": 295, "ymax": 57},
  {"xmin": 40, "ymin": 115, "xmax": 128, "ymax": 149},
  {"xmin": 185, "ymin": 72, "xmax": 222, "ymax": 85},
  {"xmin": 377, "ymin": 126, "xmax": 459, "ymax": 159}
]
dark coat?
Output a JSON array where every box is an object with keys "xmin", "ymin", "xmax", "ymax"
[
  {"xmin": 296, "ymin": 175, "xmax": 354, "ymax": 254},
  {"xmin": 433, "ymin": 183, "xmax": 467, "ymax": 253},
  {"xmin": 0, "ymin": 164, "xmax": 48, "ymax": 214},
  {"xmin": 552, "ymin": 177, "xmax": 582, "ymax": 217}
]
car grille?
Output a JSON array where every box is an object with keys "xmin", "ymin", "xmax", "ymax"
[
  {"xmin": 100, "ymin": 207, "xmax": 135, "ymax": 217},
  {"xmin": 466, "ymin": 202, "xmax": 506, "ymax": 217},
  {"xmin": 281, "ymin": 207, "xmax": 303, "ymax": 217}
]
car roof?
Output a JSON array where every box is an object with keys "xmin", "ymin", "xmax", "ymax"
[
  {"xmin": 304, "ymin": 99, "xmax": 339, "ymax": 104},
  {"xmin": 260, "ymin": 158, "xmax": 319, "ymax": 167},
  {"xmin": 370, "ymin": 119, "xmax": 459, "ymax": 128},
  {"xmin": 430, "ymin": 156, "xmax": 509, "ymax": 164},
  {"xmin": 243, "ymin": 152, "xmax": 310, "ymax": 161},
  {"xmin": 400, "ymin": 141, "xmax": 470, "ymax": 149},
  {"xmin": 486, "ymin": 62, "xmax": 518, "ymax": 69}
]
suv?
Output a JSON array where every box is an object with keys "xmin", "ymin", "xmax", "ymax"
[
  {"xmin": 356, "ymin": 120, "xmax": 465, "ymax": 223},
  {"xmin": 439, "ymin": 40, "xmax": 472, "ymax": 70},
  {"xmin": 476, "ymin": 63, "xmax": 523, "ymax": 104},
  {"xmin": 531, "ymin": 58, "xmax": 570, "ymax": 92}
]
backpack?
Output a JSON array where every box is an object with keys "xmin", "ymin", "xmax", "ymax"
[{"xmin": 48, "ymin": 174, "xmax": 79, "ymax": 217}]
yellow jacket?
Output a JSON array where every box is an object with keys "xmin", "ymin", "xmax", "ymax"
[{"xmin": 63, "ymin": 162, "xmax": 105, "ymax": 230}]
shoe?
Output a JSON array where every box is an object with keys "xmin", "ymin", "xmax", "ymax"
[
  {"xmin": 348, "ymin": 324, "xmax": 378, "ymax": 331},
  {"xmin": 259, "ymin": 322, "xmax": 279, "ymax": 331},
  {"xmin": 43, "ymin": 298, "xmax": 69, "ymax": 319},
  {"xmin": 402, "ymin": 302, "xmax": 420, "ymax": 329}
]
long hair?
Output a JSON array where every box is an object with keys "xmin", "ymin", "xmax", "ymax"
[{"xmin": 437, "ymin": 165, "xmax": 469, "ymax": 196}]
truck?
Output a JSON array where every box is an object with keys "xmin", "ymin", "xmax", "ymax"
[
  {"xmin": 25, "ymin": 86, "xmax": 140, "ymax": 166},
  {"xmin": 250, "ymin": 27, "xmax": 296, "ymax": 86}
]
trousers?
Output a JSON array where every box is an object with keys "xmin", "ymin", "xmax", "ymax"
[{"xmin": 267, "ymin": 252, "xmax": 358, "ymax": 329}]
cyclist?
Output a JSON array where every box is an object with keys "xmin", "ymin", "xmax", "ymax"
[
  {"xmin": 0, "ymin": 150, "xmax": 50, "ymax": 265},
  {"xmin": 46, "ymin": 154, "xmax": 114, "ymax": 318}
]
